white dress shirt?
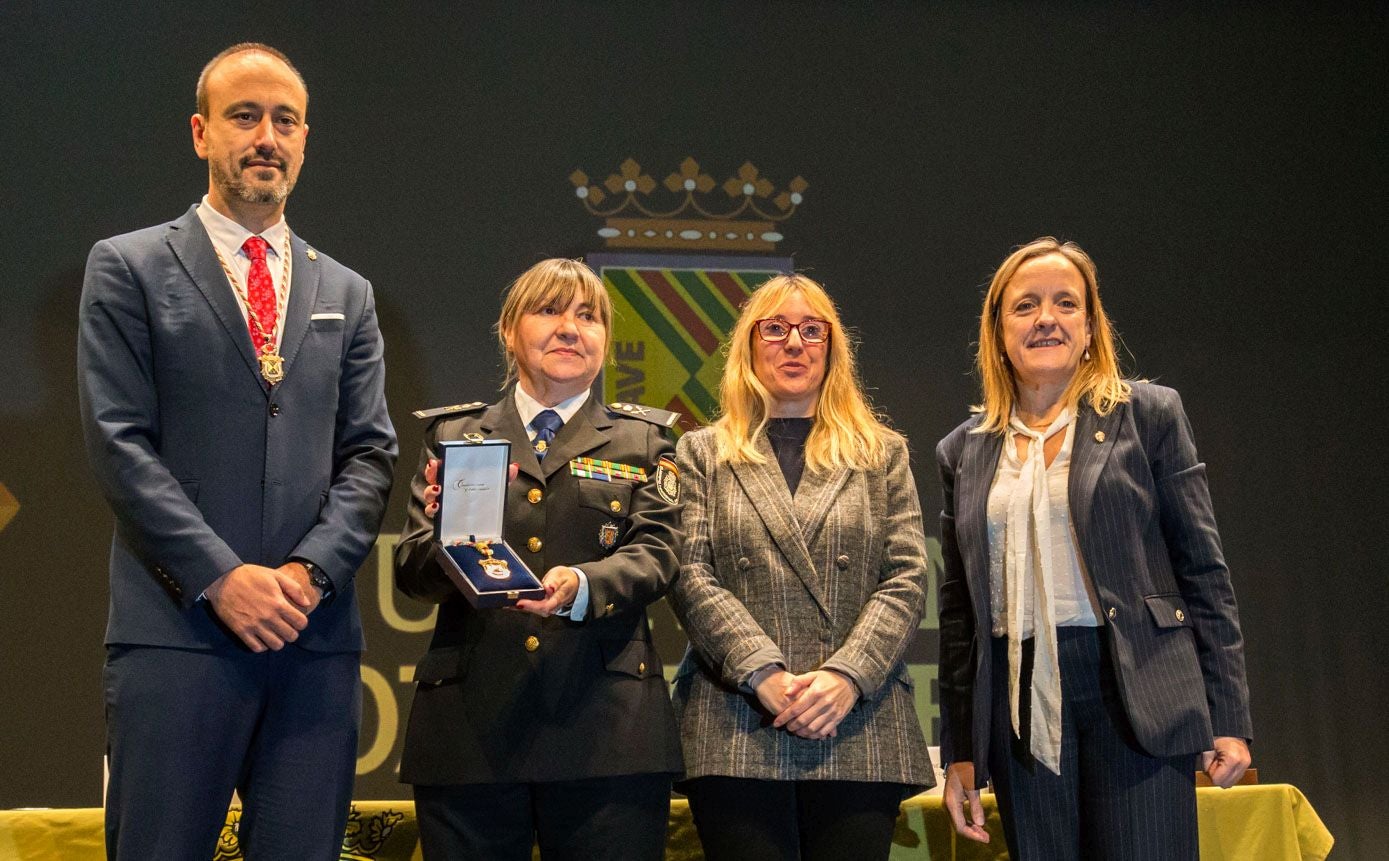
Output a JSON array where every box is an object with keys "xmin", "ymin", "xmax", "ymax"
[
  {"xmin": 985, "ymin": 412, "xmax": 1100, "ymax": 638},
  {"xmin": 194, "ymin": 196, "xmax": 292, "ymax": 331},
  {"xmin": 984, "ymin": 409, "xmax": 1100, "ymax": 774}
]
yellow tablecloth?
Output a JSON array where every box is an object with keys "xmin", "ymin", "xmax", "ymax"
[
  {"xmin": 901, "ymin": 784, "xmax": 1333, "ymax": 861},
  {"xmin": 0, "ymin": 784, "xmax": 1332, "ymax": 860}
]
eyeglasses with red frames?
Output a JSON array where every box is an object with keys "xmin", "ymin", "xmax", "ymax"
[{"xmin": 755, "ymin": 318, "xmax": 832, "ymax": 344}]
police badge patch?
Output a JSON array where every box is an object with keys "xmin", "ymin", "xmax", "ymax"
[
  {"xmin": 598, "ymin": 521, "xmax": 621, "ymax": 551},
  {"xmin": 655, "ymin": 456, "xmax": 680, "ymax": 504}
]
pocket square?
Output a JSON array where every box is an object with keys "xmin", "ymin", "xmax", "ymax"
[{"xmin": 311, "ymin": 312, "xmax": 346, "ymax": 321}]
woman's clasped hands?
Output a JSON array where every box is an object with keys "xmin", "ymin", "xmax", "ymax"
[{"xmin": 755, "ymin": 669, "xmax": 859, "ymax": 740}]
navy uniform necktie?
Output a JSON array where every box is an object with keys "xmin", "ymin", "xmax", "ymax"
[{"xmin": 532, "ymin": 409, "xmax": 563, "ymax": 460}]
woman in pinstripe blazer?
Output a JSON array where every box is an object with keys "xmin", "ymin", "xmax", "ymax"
[
  {"xmin": 669, "ymin": 274, "xmax": 933, "ymax": 861},
  {"xmin": 937, "ymin": 238, "xmax": 1252, "ymax": 859}
]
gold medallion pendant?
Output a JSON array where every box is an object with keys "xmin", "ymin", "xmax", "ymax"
[
  {"xmin": 480, "ymin": 557, "xmax": 512, "ymax": 580},
  {"xmin": 467, "ymin": 538, "xmax": 511, "ymax": 579},
  {"xmin": 258, "ymin": 347, "xmax": 285, "ymax": 385}
]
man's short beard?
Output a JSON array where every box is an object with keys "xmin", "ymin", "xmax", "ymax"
[
  {"xmin": 234, "ymin": 180, "xmax": 291, "ymax": 205},
  {"xmin": 211, "ymin": 160, "xmax": 295, "ymax": 206}
]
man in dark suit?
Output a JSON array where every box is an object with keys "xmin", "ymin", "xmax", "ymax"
[
  {"xmin": 394, "ymin": 259, "xmax": 683, "ymax": 860},
  {"xmin": 78, "ymin": 43, "xmax": 397, "ymax": 860}
]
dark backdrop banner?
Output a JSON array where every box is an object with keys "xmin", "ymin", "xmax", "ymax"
[{"xmin": 0, "ymin": 4, "xmax": 1383, "ymax": 859}]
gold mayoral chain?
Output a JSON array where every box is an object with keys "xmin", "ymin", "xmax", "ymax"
[{"xmin": 212, "ymin": 232, "xmax": 292, "ymax": 385}]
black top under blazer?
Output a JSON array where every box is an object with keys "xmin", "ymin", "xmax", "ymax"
[
  {"xmin": 394, "ymin": 393, "xmax": 684, "ymax": 785},
  {"xmin": 936, "ymin": 382, "xmax": 1252, "ymax": 785}
]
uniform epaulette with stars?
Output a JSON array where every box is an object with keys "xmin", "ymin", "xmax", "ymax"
[
  {"xmin": 607, "ymin": 402, "xmax": 682, "ymax": 429},
  {"xmin": 412, "ymin": 401, "xmax": 488, "ymax": 420}
]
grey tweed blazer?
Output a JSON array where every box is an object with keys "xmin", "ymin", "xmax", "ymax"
[
  {"xmin": 936, "ymin": 382, "xmax": 1253, "ymax": 785},
  {"xmin": 669, "ymin": 426, "xmax": 934, "ymax": 788}
]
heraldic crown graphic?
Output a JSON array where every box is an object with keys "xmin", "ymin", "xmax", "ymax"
[{"xmin": 570, "ymin": 156, "xmax": 807, "ymax": 252}]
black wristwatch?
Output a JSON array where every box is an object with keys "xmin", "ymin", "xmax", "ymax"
[{"xmin": 297, "ymin": 559, "xmax": 334, "ymax": 600}]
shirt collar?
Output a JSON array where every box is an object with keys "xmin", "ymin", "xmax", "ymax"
[
  {"xmin": 195, "ymin": 195, "xmax": 290, "ymax": 259},
  {"xmin": 513, "ymin": 384, "xmax": 590, "ymax": 430}
]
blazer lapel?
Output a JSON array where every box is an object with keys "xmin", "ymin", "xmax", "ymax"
[
  {"xmin": 1069, "ymin": 400, "xmax": 1122, "ymax": 539},
  {"xmin": 957, "ymin": 426, "xmax": 1004, "ymax": 591},
  {"xmin": 275, "ymin": 231, "xmax": 319, "ymax": 379},
  {"xmin": 793, "ymin": 462, "xmax": 852, "ymax": 552},
  {"xmin": 480, "ymin": 395, "xmax": 542, "ymax": 483},
  {"xmin": 482, "ymin": 392, "xmax": 613, "ymax": 484},
  {"xmin": 730, "ymin": 437, "xmax": 831, "ymax": 620},
  {"xmin": 165, "ymin": 206, "xmax": 265, "ymax": 390},
  {"xmin": 540, "ymin": 398, "xmax": 610, "ymax": 481}
]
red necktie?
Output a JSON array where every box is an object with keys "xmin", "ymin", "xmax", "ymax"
[{"xmin": 241, "ymin": 236, "xmax": 277, "ymax": 351}]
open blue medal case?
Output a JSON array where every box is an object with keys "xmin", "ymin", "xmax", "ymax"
[{"xmin": 433, "ymin": 438, "xmax": 546, "ymax": 608}]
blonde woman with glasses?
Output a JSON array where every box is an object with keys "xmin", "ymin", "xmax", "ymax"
[{"xmin": 670, "ymin": 274, "xmax": 934, "ymax": 860}]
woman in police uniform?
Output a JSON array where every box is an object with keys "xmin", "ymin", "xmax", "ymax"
[{"xmin": 394, "ymin": 258, "xmax": 684, "ymax": 861}]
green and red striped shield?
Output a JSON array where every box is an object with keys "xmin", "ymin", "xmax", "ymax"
[{"xmin": 590, "ymin": 253, "xmax": 792, "ymax": 429}]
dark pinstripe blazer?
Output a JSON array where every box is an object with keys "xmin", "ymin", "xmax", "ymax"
[
  {"xmin": 669, "ymin": 427, "xmax": 934, "ymax": 788},
  {"xmin": 936, "ymin": 382, "xmax": 1251, "ymax": 784}
]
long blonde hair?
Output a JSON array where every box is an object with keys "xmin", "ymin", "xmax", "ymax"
[
  {"xmin": 975, "ymin": 237, "xmax": 1130, "ymax": 434},
  {"xmin": 714, "ymin": 274, "xmax": 893, "ymax": 471},
  {"xmin": 495, "ymin": 258, "xmax": 612, "ymax": 389}
]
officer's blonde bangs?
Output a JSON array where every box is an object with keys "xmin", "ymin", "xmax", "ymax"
[{"xmin": 495, "ymin": 258, "xmax": 613, "ymax": 388}]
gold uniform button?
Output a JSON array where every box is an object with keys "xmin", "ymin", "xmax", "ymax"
[
  {"xmin": 609, "ymin": 499, "xmax": 622, "ymax": 513},
  {"xmin": 1175, "ymin": 609, "xmax": 1186, "ymax": 622},
  {"xmin": 1108, "ymin": 607, "xmax": 1117, "ymax": 620},
  {"xmin": 527, "ymin": 536, "xmax": 543, "ymax": 553},
  {"xmin": 527, "ymin": 488, "xmax": 543, "ymax": 504},
  {"xmin": 524, "ymin": 636, "xmax": 540, "ymax": 652},
  {"xmin": 638, "ymin": 662, "xmax": 646, "ymax": 674},
  {"xmin": 1094, "ymin": 431, "xmax": 1106, "ymax": 443}
]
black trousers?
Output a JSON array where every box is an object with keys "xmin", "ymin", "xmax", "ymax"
[
  {"xmin": 414, "ymin": 773, "xmax": 672, "ymax": 861},
  {"xmin": 103, "ymin": 644, "xmax": 361, "ymax": 861},
  {"xmin": 682, "ymin": 776, "xmax": 907, "ymax": 861},
  {"xmin": 989, "ymin": 627, "xmax": 1198, "ymax": 861}
]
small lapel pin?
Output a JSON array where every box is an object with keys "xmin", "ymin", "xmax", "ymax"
[
  {"xmin": 1094, "ymin": 431, "xmax": 1106, "ymax": 443},
  {"xmin": 306, "ymin": 247, "xmax": 318, "ymax": 260}
]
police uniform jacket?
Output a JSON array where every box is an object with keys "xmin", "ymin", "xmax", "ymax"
[{"xmin": 395, "ymin": 391, "xmax": 684, "ymax": 785}]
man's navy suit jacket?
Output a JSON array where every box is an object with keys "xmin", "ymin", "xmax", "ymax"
[{"xmin": 78, "ymin": 205, "xmax": 397, "ymax": 652}]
